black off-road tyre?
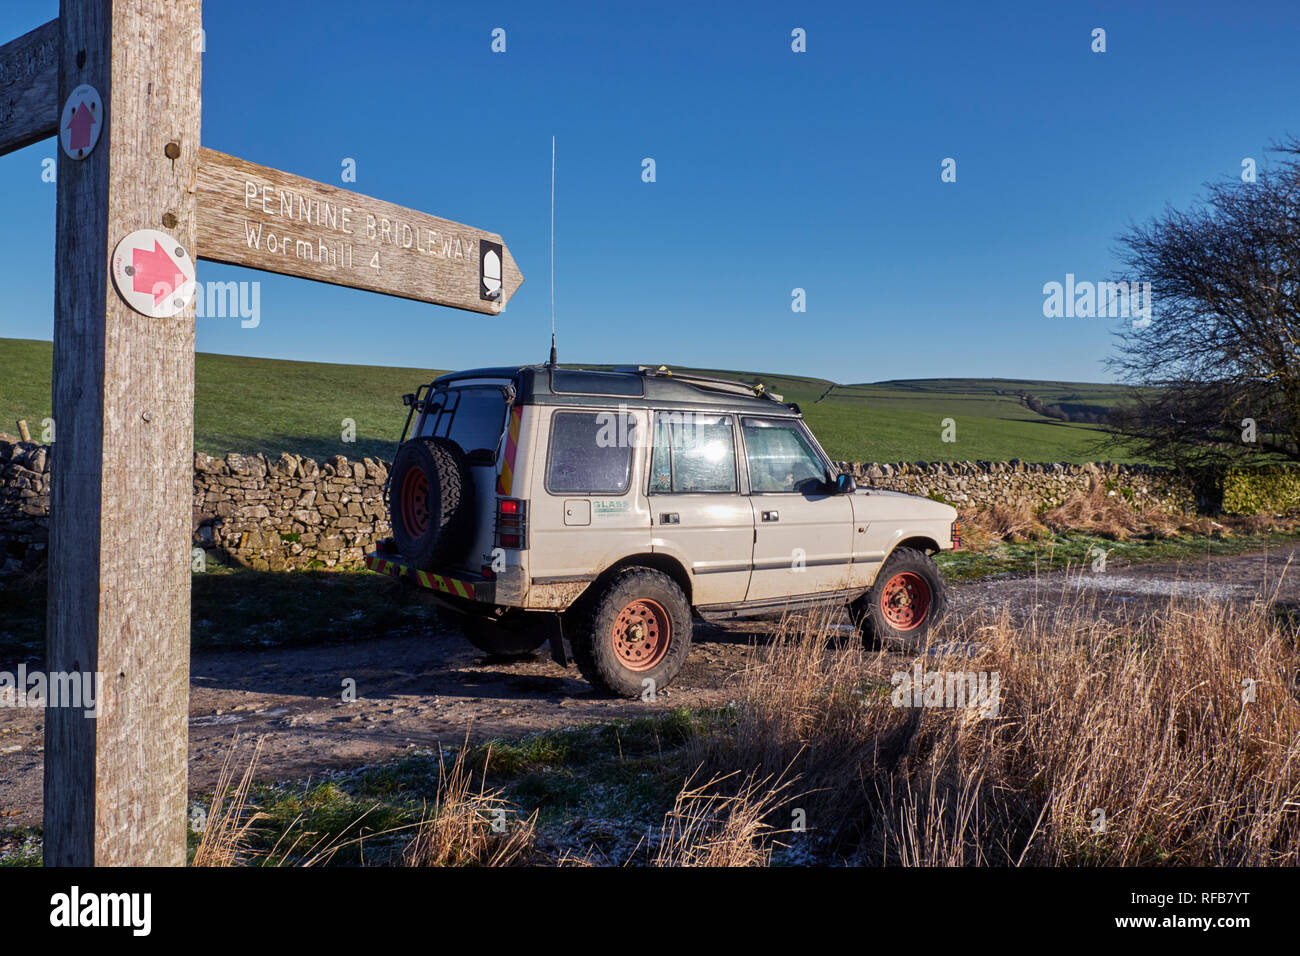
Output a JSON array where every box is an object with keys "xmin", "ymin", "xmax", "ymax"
[
  {"xmin": 388, "ymin": 436, "xmax": 475, "ymax": 570},
  {"xmin": 570, "ymin": 568, "xmax": 692, "ymax": 698},
  {"xmin": 851, "ymin": 547, "xmax": 947, "ymax": 650},
  {"xmin": 460, "ymin": 611, "xmax": 550, "ymax": 658}
]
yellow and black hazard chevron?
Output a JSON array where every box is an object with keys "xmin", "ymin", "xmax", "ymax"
[
  {"xmin": 496, "ymin": 404, "xmax": 523, "ymax": 496},
  {"xmin": 364, "ymin": 553, "xmax": 478, "ymax": 600}
]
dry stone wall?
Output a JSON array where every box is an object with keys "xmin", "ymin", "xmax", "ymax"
[
  {"xmin": 191, "ymin": 450, "xmax": 390, "ymax": 571},
  {"xmin": 0, "ymin": 440, "xmax": 1224, "ymax": 578},
  {"xmin": 837, "ymin": 459, "xmax": 1201, "ymax": 514},
  {"xmin": 1, "ymin": 441, "xmax": 392, "ymax": 576}
]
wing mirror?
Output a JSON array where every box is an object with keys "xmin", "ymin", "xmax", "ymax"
[{"xmin": 836, "ymin": 473, "xmax": 857, "ymax": 494}]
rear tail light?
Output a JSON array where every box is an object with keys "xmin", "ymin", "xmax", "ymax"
[
  {"xmin": 495, "ymin": 497, "xmax": 528, "ymax": 550},
  {"xmin": 951, "ymin": 521, "xmax": 961, "ymax": 550}
]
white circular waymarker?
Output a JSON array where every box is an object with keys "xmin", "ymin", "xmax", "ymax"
[
  {"xmin": 110, "ymin": 230, "xmax": 197, "ymax": 319},
  {"xmin": 59, "ymin": 84, "xmax": 103, "ymax": 160}
]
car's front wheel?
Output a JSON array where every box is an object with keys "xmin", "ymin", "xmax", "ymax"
[
  {"xmin": 570, "ymin": 568, "xmax": 692, "ymax": 697},
  {"xmin": 852, "ymin": 547, "xmax": 947, "ymax": 650}
]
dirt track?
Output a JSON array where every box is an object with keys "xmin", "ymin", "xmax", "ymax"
[{"xmin": 3, "ymin": 542, "xmax": 1299, "ymax": 828}]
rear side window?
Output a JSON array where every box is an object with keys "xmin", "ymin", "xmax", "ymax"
[
  {"xmin": 650, "ymin": 413, "xmax": 737, "ymax": 493},
  {"xmin": 547, "ymin": 411, "xmax": 635, "ymax": 494},
  {"xmin": 419, "ymin": 386, "xmax": 508, "ymax": 465}
]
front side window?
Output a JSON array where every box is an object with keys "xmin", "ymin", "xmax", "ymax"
[
  {"xmin": 742, "ymin": 418, "xmax": 828, "ymax": 494},
  {"xmin": 650, "ymin": 413, "xmax": 737, "ymax": 493},
  {"xmin": 547, "ymin": 411, "xmax": 635, "ymax": 494}
]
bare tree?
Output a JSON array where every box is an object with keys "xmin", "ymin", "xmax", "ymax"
[{"xmin": 1107, "ymin": 138, "xmax": 1300, "ymax": 466}]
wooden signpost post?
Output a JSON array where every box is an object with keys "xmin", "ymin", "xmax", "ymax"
[{"xmin": 0, "ymin": 0, "xmax": 522, "ymax": 866}]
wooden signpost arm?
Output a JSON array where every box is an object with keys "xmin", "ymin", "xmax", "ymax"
[
  {"xmin": 44, "ymin": 0, "xmax": 202, "ymax": 866},
  {"xmin": 0, "ymin": 19, "xmax": 59, "ymax": 155},
  {"xmin": 195, "ymin": 148, "xmax": 524, "ymax": 312}
]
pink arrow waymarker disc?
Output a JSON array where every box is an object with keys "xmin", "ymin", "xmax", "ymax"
[
  {"xmin": 59, "ymin": 84, "xmax": 103, "ymax": 160},
  {"xmin": 111, "ymin": 229, "xmax": 197, "ymax": 319}
]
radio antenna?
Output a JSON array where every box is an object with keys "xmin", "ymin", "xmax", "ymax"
[{"xmin": 549, "ymin": 135, "xmax": 558, "ymax": 367}]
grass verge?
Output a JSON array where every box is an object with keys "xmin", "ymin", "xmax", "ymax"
[{"xmin": 177, "ymin": 711, "xmax": 704, "ymax": 867}]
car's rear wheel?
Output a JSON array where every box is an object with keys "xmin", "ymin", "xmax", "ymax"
[
  {"xmin": 460, "ymin": 611, "xmax": 550, "ymax": 658},
  {"xmin": 571, "ymin": 568, "xmax": 692, "ymax": 697},
  {"xmin": 388, "ymin": 436, "xmax": 475, "ymax": 569},
  {"xmin": 852, "ymin": 547, "xmax": 946, "ymax": 650}
]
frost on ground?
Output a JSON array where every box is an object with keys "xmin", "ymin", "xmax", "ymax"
[{"xmin": 1065, "ymin": 574, "xmax": 1250, "ymax": 599}]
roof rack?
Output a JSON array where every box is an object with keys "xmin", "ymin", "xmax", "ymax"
[{"xmin": 612, "ymin": 365, "xmax": 784, "ymax": 403}]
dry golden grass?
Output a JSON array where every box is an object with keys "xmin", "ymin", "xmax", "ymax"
[
  {"xmin": 191, "ymin": 735, "xmax": 537, "ymax": 867},
  {"xmin": 1232, "ymin": 512, "xmax": 1300, "ymax": 535},
  {"xmin": 653, "ymin": 768, "xmax": 796, "ymax": 867},
  {"xmin": 192, "ymin": 736, "xmax": 267, "ymax": 867},
  {"xmin": 962, "ymin": 481, "xmax": 1299, "ymax": 549},
  {"xmin": 1039, "ymin": 483, "xmax": 1161, "ymax": 540},
  {"xmin": 690, "ymin": 611, "xmax": 884, "ymax": 842},
  {"xmin": 963, "ymin": 502, "xmax": 1050, "ymax": 546},
  {"xmin": 401, "ymin": 744, "xmax": 538, "ymax": 867},
  {"xmin": 991, "ymin": 592, "xmax": 1300, "ymax": 865},
  {"xmin": 696, "ymin": 590, "xmax": 1300, "ymax": 866}
]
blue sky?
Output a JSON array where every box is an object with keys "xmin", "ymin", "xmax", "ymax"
[{"xmin": 1, "ymin": 0, "xmax": 1297, "ymax": 384}]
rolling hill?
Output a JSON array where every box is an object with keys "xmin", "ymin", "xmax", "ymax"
[{"xmin": 0, "ymin": 338, "xmax": 1140, "ymax": 464}]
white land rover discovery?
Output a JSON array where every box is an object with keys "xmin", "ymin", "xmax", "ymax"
[{"xmin": 367, "ymin": 365, "xmax": 959, "ymax": 697}]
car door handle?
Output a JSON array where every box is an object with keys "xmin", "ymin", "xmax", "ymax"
[
  {"xmin": 761, "ymin": 510, "xmax": 779, "ymax": 522},
  {"xmin": 659, "ymin": 512, "xmax": 680, "ymax": 525}
]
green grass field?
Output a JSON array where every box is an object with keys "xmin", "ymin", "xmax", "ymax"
[
  {"xmin": 804, "ymin": 377, "xmax": 1134, "ymax": 464},
  {"xmin": 603, "ymin": 364, "xmax": 1139, "ymax": 463},
  {"xmin": 0, "ymin": 337, "xmax": 1141, "ymax": 464},
  {"xmin": 0, "ymin": 337, "xmax": 444, "ymax": 462}
]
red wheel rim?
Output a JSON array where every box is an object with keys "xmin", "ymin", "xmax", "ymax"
[
  {"xmin": 879, "ymin": 572, "xmax": 931, "ymax": 631},
  {"xmin": 400, "ymin": 468, "xmax": 430, "ymax": 537},
  {"xmin": 611, "ymin": 599, "xmax": 670, "ymax": 671}
]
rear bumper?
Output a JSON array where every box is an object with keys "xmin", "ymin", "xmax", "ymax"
[{"xmin": 363, "ymin": 552, "xmax": 490, "ymax": 602}]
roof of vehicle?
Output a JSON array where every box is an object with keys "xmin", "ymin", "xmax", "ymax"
[{"xmin": 431, "ymin": 365, "xmax": 803, "ymax": 417}]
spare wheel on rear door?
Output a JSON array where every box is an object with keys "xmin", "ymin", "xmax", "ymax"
[{"xmin": 388, "ymin": 436, "xmax": 476, "ymax": 569}]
